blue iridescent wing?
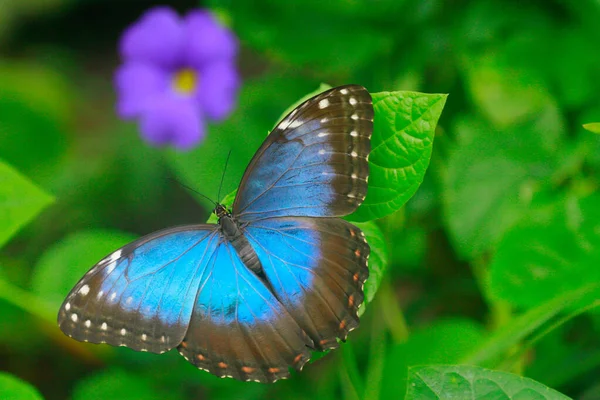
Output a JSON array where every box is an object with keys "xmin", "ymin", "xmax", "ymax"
[
  {"xmin": 177, "ymin": 239, "xmax": 313, "ymax": 383},
  {"xmin": 57, "ymin": 226, "xmax": 220, "ymax": 353},
  {"xmin": 233, "ymin": 85, "xmax": 373, "ymax": 221},
  {"xmin": 244, "ymin": 217, "xmax": 369, "ymax": 351}
]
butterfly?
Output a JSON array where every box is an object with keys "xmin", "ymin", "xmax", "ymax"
[{"xmin": 58, "ymin": 84, "xmax": 373, "ymax": 383}]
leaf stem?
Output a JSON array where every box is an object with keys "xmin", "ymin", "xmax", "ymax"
[
  {"xmin": 339, "ymin": 343, "xmax": 362, "ymax": 400},
  {"xmin": 379, "ymin": 280, "xmax": 410, "ymax": 343},
  {"xmin": 0, "ymin": 275, "xmax": 55, "ymax": 323}
]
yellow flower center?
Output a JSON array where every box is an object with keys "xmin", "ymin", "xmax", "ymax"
[{"xmin": 172, "ymin": 68, "xmax": 198, "ymax": 95}]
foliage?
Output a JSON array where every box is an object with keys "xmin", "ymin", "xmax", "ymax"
[{"xmin": 0, "ymin": 1, "xmax": 599, "ymax": 399}]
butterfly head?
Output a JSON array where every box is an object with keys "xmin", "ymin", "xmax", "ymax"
[{"xmin": 214, "ymin": 203, "xmax": 232, "ymax": 220}]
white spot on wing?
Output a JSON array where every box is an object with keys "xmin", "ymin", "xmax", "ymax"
[
  {"xmin": 126, "ymin": 296, "xmax": 133, "ymax": 305},
  {"xmin": 340, "ymin": 88, "xmax": 349, "ymax": 95},
  {"xmin": 85, "ymin": 320, "xmax": 91, "ymax": 328},
  {"xmin": 79, "ymin": 284, "xmax": 90, "ymax": 296},
  {"xmin": 142, "ymin": 333, "xmax": 147, "ymax": 341},
  {"xmin": 351, "ymin": 151, "xmax": 358, "ymax": 157},
  {"xmin": 289, "ymin": 119, "xmax": 303, "ymax": 129},
  {"xmin": 317, "ymin": 132, "xmax": 328, "ymax": 137},
  {"xmin": 65, "ymin": 302, "xmax": 71, "ymax": 311},
  {"xmin": 319, "ymin": 99, "xmax": 329, "ymax": 109},
  {"xmin": 120, "ymin": 328, "xmax": 127, "ymax": 336},
  {"xmin": 350, "ymin": 130, "xmax": 358, "ymax": 137},
  {"xmin": 104, "ymin": 249, "xmax": 121, "ymax": 274},
  {"xmin": 351, "ymin": 114, "xmax": 359, "ymax": 120},
  {"xmin": 349, "ymin": 97, "xmax": 357, "ymax": 105},
  {"xmin": 101, "ymin": 322, "xmax": 108, "ymax": 331},
  {"xmin": 320, "ymin": 117, "xmax": 328, "ymax": 123},
  {"xmin": 109, "ymin": 249, "xmax": 122, "ymax": 262},
  {"xmin": 71, "ymin": 313, "xmax": 78, "ymax": 322},
  {"xmin": 318, "ymin": 149, "xmax": 326, "ymax": 155},
  {"xmin": 110, "ymin": 292, "xmax": 117, "ymax": 302},
  {"xmin": 106, "ymin": 261, "xmax": 117, "ymax": 274}
]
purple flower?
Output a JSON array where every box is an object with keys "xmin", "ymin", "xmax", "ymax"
[{"xmin": 114, "ymin": 7, "xmax": 240, "ymax": 150}]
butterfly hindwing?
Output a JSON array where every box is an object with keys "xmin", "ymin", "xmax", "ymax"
[
  {"xmin": 233, "ymin": 85, "xmax": 373, "ymax": 221},
  {"xmin": 244, "ymin": 217, "xmax": 369, "ymax": 351},
  {"xmin": 58, "ymin": 226, "xmax": 219, "ymax": 353},
  {"xmin": 178, "ymin": 239, "xmax": 313, "ymax": 383}
]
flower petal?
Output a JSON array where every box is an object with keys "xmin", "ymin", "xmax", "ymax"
[
  {"xmin": 139, "ymin": 95, "xmax": 205, "ymax": 150},
  {"xmin": 114, "ymin": 62, "xmax": 169, "ymax": 118},
  {"xmin": 119, "ymin": 7, "xmax": 184, "ymax": 68},
  {"xmin": 197, "ymin": 62, "xmax": 240, "ymax": 121},
  {"xmin": 182, "ymin": 10, "xmax": 238, "ymax": 68}
]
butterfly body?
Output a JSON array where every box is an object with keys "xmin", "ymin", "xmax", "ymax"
[{"xmin": 58, "ymin": 84, "xmax": 373, "ymax": 382}]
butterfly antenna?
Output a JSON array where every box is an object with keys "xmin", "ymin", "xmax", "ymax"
[
  {"xmin": 217, "ymin": 150, "xmax": 232, "ymax": 202},
  {"xmin": 169, "ymin": 178, "xmax": 217, "ymax": 207}
]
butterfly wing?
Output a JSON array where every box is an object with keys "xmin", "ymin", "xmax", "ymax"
[
  {"xmin": 233, "ymin": 84, "xmax": 373, "ymax": 221},
  {"xmin": 178, "ymin": 239, "xmax": 313, "ymax": 383},
  {"xmin": 244, "ymin": 216, "xmax": 369, "ymax": 351},
  {"xmin": 57, "ymin": 226, "xmax": 220, "ymax": 353}
]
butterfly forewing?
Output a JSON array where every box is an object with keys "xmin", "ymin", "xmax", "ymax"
[{"xmin": 233, "ymin": 85, "xmax": 373, "ymax": 221}]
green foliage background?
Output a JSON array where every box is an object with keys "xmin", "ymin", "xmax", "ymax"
[{"xmin": 1, "ymin": 1, "xmax": 599, "ymax": 399}]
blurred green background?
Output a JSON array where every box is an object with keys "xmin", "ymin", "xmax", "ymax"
[{"xmin": 1, "ymin": 0, "xmax": 600, "ymax": 399}]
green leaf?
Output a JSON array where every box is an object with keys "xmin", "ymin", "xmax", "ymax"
[
  {"xmin": 380, "ymin": 319, "xmax": 485, "ymax": 398},
  {"xmin": 488, "ymin": 194, "xmax": 600, "ymax": 308},
  {"xmin": 72, "ymin": 369, "xmax": 183, "ymax": 400},
  {"xmin": 0, "ymin": 160, "xmax": 54, "ymax": 248},
  {"xmin": 353, "ymin": 221, "xmax": 388, "ymax": 314},
  {"xmin": 406, "ymin": 365, "xmax": 571, "ymax": 400},
  {"xmin": 583, "ymin": 122, "xmax": 600, "ymax": 134},
  {"xmin": 31, "ymin": 230, "xmax": 137, "ymax": 305},
  {"xmin": 443, "ymin": 109, "xmax": 563, "ymax": 259},
  {"xmin": 350, "ymin": 91, "xmax": 447, "ymax": 222},
  {"xmin": 0, "ymin": 372, "xmax": 43, "ymax": 400}
]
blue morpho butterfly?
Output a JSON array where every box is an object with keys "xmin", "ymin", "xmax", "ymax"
[{"xmin": 58, "ymin": 85, "xmax": 373, "ymax": 383}]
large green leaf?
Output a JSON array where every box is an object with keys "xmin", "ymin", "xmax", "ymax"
[
  {"xmin": 406, "ymin": 365, "xmax": 571, "ymax": 400},
  {"xmin": 442, "ymin": 109, "xmax": 563, "ymax": 259},
  {"xmin": 488, "ymin": 193, "xmax": 600, "ymax": 309},
  {"xmin": 350, "ymin": 91, "xmax": 447, "ymax": 221},
  {"xmin": 0, "ymin": 160, "xmax": 54, "ymax": 248},
  {"xmin": 0, "ymin": 372, "xmax": 43, "ymax": 400}
]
